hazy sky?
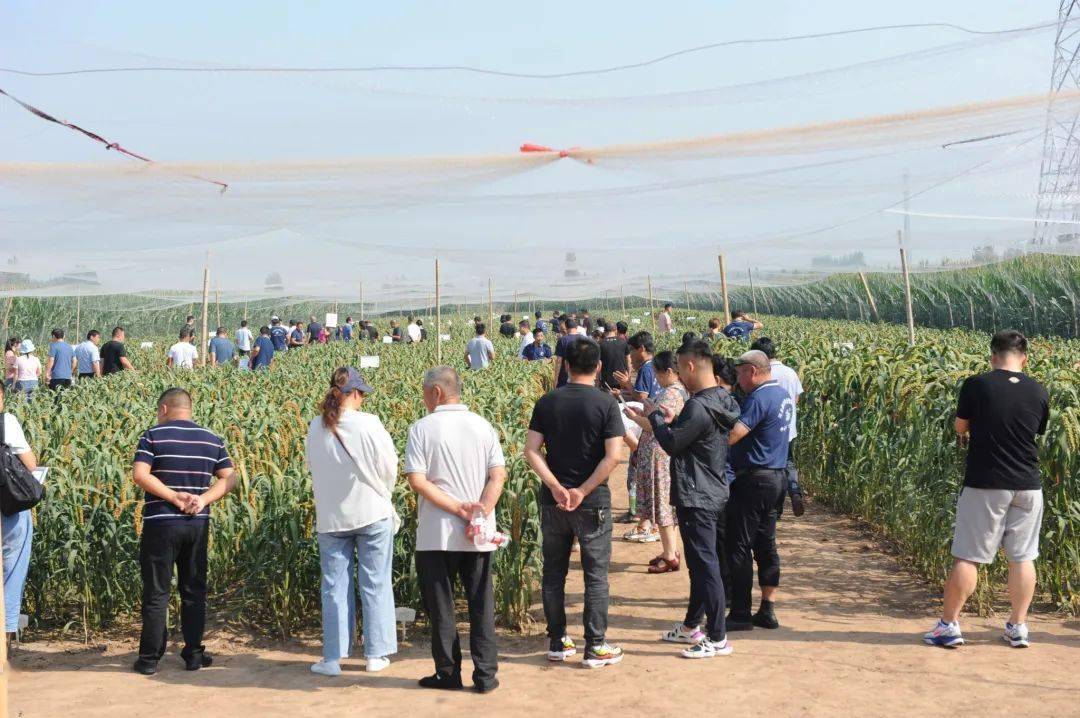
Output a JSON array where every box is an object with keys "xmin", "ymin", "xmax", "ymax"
[{"xmin": 0, "ymin": 2, "xmax": 1066, "ymax": 297}]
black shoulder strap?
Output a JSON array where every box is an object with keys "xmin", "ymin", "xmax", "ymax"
[{"xmin": 0, "ymin": 410, "xmax": 5, "ymax": 446}]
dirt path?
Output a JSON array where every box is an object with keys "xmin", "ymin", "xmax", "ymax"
[{"xmin": 10, "ymin": 457, "xmax": 1079, "ymax": 717}]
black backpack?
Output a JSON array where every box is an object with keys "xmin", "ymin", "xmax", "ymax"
[{"xmin": 0, "ymin": 412, "xmax": 44, "ymax": 516}]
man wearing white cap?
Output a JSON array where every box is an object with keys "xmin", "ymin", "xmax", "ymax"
[{"xmin": 726, "ymin": 349, "xmax": 793, "ymax": 632}]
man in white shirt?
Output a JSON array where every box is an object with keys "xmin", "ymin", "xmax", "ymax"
[
  {"xmin": 751, "ymin": 337, "xmax": 805, "ymax": 516},
  {"xmin": 516, "ymin": 320, "xmax": 534, "ymax": 359},
  {"xmin": 166, "ymin": 329, "xmax": 199, "ymax": 369},
  {"xmin": 464, "ymin": 324, "xmax": 495, "ymax": 370},
  {"xmin": 236, "ymin": 320, "xmax": 254, "ymax": 370},
  {"xmin": 406, "ymin": 366, "xmax": 506, "ymax": 693},
  {"xmin": 74, "ymin": 330, "xmax": 102, "ymax": 380},
  {"xmin": 407, "ymin": 316, "xmax": 423, "ymax": 344}
]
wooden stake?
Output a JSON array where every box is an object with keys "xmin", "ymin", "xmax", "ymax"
[
  {"xmin": 513, "ymin": 291, "xmax": 518, "ymax": 316},
  {"xmin": 200, "ymin": 254, "xmax": 211, "ymax": 366},
  {"xmin": 684, "ymin": 282, "xmax": 690, "ymax": 311},
  {"xmin": 898, "ymin": 233, "xmax": 915, "ymax": 346},
  {"xmin": 435, "ymin": 259, "xmax": 442, "ymax": 365},
  {"xmin": 76, "ymin": 286, "xmax": 82, "ymax": 340},
  {"xmin": 243, "ymin": 302, "xmax": 248, "ymax": 322},
  {"xmin": 620, "ymin": 285, "xmax": 625, "ymax": 316},
  {"xmin": 215, "ymin": 286, "xmax": 221, "ymax": 329},
  {"xmin": 360, "ymin": 282, "xmax": 365, "ymax": 321},
  {"xmin": 488, "ymin": 278, "xmax": 493, "ymax": 325},
  {"xmin": 1, "ymin": 293, "xmax": 12, "ymax": 336},
  {"xmin": 718, "ymin": 254, "xmax": 731, "ymax": 325},
  {"xmin": 858, "ymin": 271, "xmax": 879, "ymax": 322},
  {"xmin": 968, "ymin": 294, "xmax": 976, "ymax": 330},
  {"xmin": 647, "ymin": 275, "xmax": 656, "ymax": 331},
  {"xmin": 748, "ymin": 268, "xmax": 759, "ymax": 315}
]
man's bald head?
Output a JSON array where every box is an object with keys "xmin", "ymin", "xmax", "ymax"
[{"xmin": 157, "ymin": 387, "xmax": 193, "ymax": 418}]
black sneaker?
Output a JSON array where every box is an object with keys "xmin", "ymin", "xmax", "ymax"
[
  {"xmin": 418, "ymin": 673, "xmax": 464, "ymax": 690},
  {"xmin": 132, "ymin": 658, "xmax": 158, "ymax": 675},
  {"xmin": 182, "ymin": 648, "xmax": 213, "ymax": 671},
  {"xmin": 474, "ymin": 678, "xmax": 500, "ymax": 694},
  {"xmin": 726, "ymin": 613, "xmax": 754, "ymax": 632},
  {"xmin": 752, "ymin": 601, "xmax": 780, "ymax": 629}
]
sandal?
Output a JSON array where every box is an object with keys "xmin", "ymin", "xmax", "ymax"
[
  {"xmin": 647, "ymin": 556, "xmax": 681, "ymax": 574},
  {"xmin": 648, "ymin": 551, "xmax": 680, "ymax": 567}
]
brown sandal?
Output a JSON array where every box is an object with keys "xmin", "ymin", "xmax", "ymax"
[
  {"xmin": 647, "ymin": 556, "xmax": 681, "ymax": 574},
  {"xmin": 648, "ymin": 551, "xmax": 680, "ymax": 568}
]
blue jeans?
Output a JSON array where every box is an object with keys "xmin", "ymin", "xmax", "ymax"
[
  {"xmin": 15, "ymin": 380, "xmax": 37, "ymax": 399},
  {"xmin": 2, "ymin": 510, "xmax": 33, "ymax": 632},
  {"xmin": 317, "ymin": 517, "xmax": 397, "ymax": 661}
]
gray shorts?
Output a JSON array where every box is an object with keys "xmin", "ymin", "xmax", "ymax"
[{"xmin": 951, "ymin": 487, "xmax": 1043, "ymax": 564}]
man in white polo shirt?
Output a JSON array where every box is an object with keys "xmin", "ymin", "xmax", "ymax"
[{"xmin": 406, "ymin": 366, "xmax": 506, "ymax": 694}]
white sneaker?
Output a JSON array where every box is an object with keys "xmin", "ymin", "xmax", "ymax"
[
  {"xmin": 680, "ymin": 632, "xmax": 734, "ymax": 659},
  {"xmin": 923, "ymin": 620, "xmax": 964, "ymax": 648},
  {"xmin": 366, "ymin": 656, "xmax": 391, "ymax": 672},
  {"xmin": 1003, "ymin": 622, "xmax": 1030, "ymax": 648},
  {"xmin": 547, "ymin": 635, "xmax": 577, "ymax": 661},
  {"xmin": 310, "ymin": 659, "xmax": 341, "ymax": 676},
  {"xmin": 661, "ymin": 623, "xmax": 699, "ymax": 644}
]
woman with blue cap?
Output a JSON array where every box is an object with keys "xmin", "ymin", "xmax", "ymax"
[{"xmin": 306, "ymin": 366, "xmax": 400, "ymax": 676}]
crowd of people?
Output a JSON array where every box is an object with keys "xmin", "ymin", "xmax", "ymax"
[{"xmin": 0, "ymin": 303, "xmax": 1052, "ymax": 692}]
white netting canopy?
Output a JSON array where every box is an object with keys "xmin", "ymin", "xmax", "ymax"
[{"xmin": 1, "ymin": 7, "xmax": 1077, "ymax": 304}]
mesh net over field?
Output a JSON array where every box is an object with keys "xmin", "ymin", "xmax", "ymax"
[{"xmin": 3, "ymin": 18, "xmax": 1080, "ymax": 305}]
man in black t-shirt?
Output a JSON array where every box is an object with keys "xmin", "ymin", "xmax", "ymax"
[
  {"xmin": 101, "ymin": 326, "xmax": 134, "ymax": 375},
  {"xmin": 924, "ymin": 330, "xmax": 1049, "ymax": 650},
  {"xmin": 525, "ymin": 338, "xmax": 625, "ymax": 669},
  {"xmin": 597, "ymin": 322, "xmax": 629, "ymax": 392}
]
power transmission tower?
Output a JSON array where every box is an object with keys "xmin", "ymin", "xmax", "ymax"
[{"xmin": 1034, "ymin": 0, "xmax": 1080, "ymax": 245}]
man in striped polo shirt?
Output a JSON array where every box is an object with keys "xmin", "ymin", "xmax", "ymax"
[{"xmin": 132, "ymin": 388, "xmax": 237, "ymax": 675}]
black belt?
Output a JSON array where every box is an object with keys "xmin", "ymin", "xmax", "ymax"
[{"xmin": 735, "ymin": 467, "xmax": 786, "ymax": 479}]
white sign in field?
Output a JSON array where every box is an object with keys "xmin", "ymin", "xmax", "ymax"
[
  {"xmin": 325, "ymin": 312, "xmax": 338, "ymax": 328},
  {"xmin": 631, "ymin": 318, "xmax": 641, "ymax": 324},
  {"xmin": 439, "ymin": 334, "xmax": 451, "ymax": 342},
  {"xmin": 360, "ymin": 355, "xmax": 380, "ymax": 369},
  {"xmin": 382, "ymin": 336, "xmax": 393, "ymax": 344}
]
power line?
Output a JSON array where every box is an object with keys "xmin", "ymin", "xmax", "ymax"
[{"xmin": 0, "ymin": 20, "xmax": 1058, "ymax": 80}]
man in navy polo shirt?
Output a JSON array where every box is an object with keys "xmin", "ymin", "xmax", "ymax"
[
  {"xmin": 725, "ymin": 349, "xmax": 793, "ymax": 632},
  {"xmin": 722, "ymin": 311, "xmax": 763, "ymax": 342},
  {"xmin": 269, "ymin": 316, "xmax": 289, "ymax": 352},
  {"xmin": 131, "ymin": 388, "xmax": 238, "ymax": 675}
]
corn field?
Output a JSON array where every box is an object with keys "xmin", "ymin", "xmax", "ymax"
[
  {"xmin": 8, "ymin": 322, "xmax": 549, "ymax": 637},
  {"xmin": 3, "ymin": 307, "xmax": 1078, "ymax": 642}
]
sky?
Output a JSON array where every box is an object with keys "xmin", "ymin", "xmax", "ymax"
[{"xmin": 0, "ymin": 1, "xmax": 1068, "ymax": 298}]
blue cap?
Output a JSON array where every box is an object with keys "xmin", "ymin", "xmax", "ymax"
[{"xmin": 341, "ymin": 367, "xmax": 374, "ymax": 394}]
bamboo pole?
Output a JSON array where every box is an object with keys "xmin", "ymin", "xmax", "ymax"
[
  {"xmin": 487, "ymin": 278, "xmax": 493, "ymax": 325},
  {"xmin": 513, "ymin": 291, "xmax": 518, "ymax": 316},
  {"xmin": 968, "ymin": 294, "xmax": 976, "ymax": 330},
  {"xmin": 75, "ymin": 286, "xmax": 82, "ymax": 340},
  {"xmin": 647, "ymin": 275, "xmax": 656, "ymax": 331},
  {"xmin": 435, "ymin": 259, "xmax": 442, "ymax": 365},
  {"xmin": 718, "ymin": 254, "xmax": 731, "ymax": 325},
  {"xmin": 200, "ymin": 254, "xmax": 211, "ymax": 366},
  {"xmin": 684, "ymin": 282, "xmax": 690, "ymax": 311},
  {"xmin": 243, "ymin": 302, "xmax": 248, "ymax": 322},
  {"xmin": 748, "ymin": 268, "xmax": 759, "ymax": 315},
  {"xmin": 1, "ymin": 297, "xmax": 12, "ymax": 341},
  {"xmin": 898, "ymin": 232, "xmax": 915, "ymax": 346},
  {"xmin": 620, "ymin": 285, "xmax": 626, "ymax": 316},
  {"xmin": 858, "ymin": 271, "xmax": 879, "ymax": 322},
  {"xmin": 215, "ymin": 286, "xmax": 221, "ymax": 329},
  {"xmin": 360, "ymin": 282, "xmax": 365, "ymax": 321}
]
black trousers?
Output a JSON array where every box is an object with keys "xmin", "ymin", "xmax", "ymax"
[
  {"xmin": 138, "ymin": 520, "xmax": 209, "ymax": 663},
  {"xmin": 677, "ymin": 507, "xmax": 726, "ymax": 641},
  {"xmin": 540, "ymin": 504, "xmax": 612, "ymax": 647},
  {"xmin": 415, "ymin": 551, "xmax": 498, "ymax": 689},
  {"xmin": 728, "ymin": 469, "xmax": 784, "ymax": 618},
  {"xmin": 715, "ymin": 505, "xmax": 732, "ymax": 601},
  {"xmin": 48, "ymin": 378, "xmax": 72, "ymax": 391}
]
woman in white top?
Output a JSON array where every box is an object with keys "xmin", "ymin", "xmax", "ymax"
[
  {"xmin": 14, "ymin": 339, "xmax": 41, "ymax": 398},
  {"xmin": 305, "ymin": 366, "xmax": 398, "ymax": 677},
  {"xmin": 1, "ymin": 381, "xmax": 40, "ymax": 636}
]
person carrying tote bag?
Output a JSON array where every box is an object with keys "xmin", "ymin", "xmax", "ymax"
[{"xmin": 305, "ymin": 367, "xmax": 399, "ymax": 677}]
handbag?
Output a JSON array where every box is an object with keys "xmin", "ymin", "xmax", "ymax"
[
  {"xmin": 0, "ymin": 412, "xmax": 44, "ymax": 516},
  {"xmin": 332, "ymin": 427, "xmax": 401, "ymax": 534}
]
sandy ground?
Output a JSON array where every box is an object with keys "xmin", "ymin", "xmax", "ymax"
[{"xmin": 9, "ymin": 457, "xmax": 1079, "ymax": 717}]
